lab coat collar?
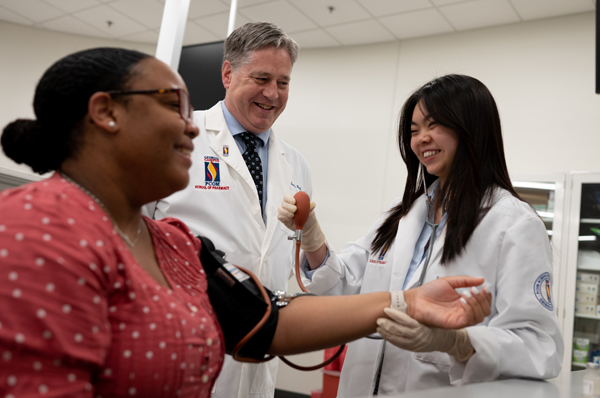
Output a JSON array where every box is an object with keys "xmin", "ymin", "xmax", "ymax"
[
  {"xmin": 220, "ymin": 101, "xmax": 271, "ymax": 148},
  {"xmin": 205, "ymin": 101, "xmax": 226, "ymax": 132},
  {"xmin": 204, "ymin": 103, "xmax": 293, "ymax": 238},
  {"xmin": 389, "ymin": 179, "xmax": 446, "ymax": 291},
  {"xmin": 260, "ymin": 134, "xmax": 293, "ymax": 259},
  {"xmin": 405, "ymin": 179, "xmax": 446, "ymax": 289},
  {"xmin": 389, "ymin": 195, "xmax": 427, "ymax": 291},
  {"xmin": 205, "ymin": 103, "xmax": 265, "ymax": 228}
]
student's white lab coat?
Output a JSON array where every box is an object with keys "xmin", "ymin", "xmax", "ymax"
[
  {"xmin": 145, "ymin": 102, "xmax": 312, "ymax": 398},
  {"xmin": 301, "ymin": 186, "xmax": 563, "ymax": 397}
]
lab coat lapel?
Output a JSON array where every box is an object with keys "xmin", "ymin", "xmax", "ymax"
[
  {"xmin": 389, "ymin": 196, "xmax": 428, "ymax": 291},
  {"xmin": 262, "ymin": 133, "xmax": 293, "ymax": 252},
  {"xmin": 206, "ymin": 105, "xmax": 264, "ymax": 226},
  {"xmin": 404, "ymin": 218, "xmax": 446, "ymax": 290}
]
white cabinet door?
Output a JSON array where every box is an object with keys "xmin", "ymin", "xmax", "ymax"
[{"xmin": 511, "ymin": 173, "xmax": 567, "ymax": 336}]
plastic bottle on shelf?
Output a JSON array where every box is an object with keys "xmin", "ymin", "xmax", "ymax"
[{"xmin": 584, "ymin": 362, "xmax": 600, "ymax": 397}]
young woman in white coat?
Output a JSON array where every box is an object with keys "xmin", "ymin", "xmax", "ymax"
[{"xmin": 278, "ymin": 74, "xmax": 563, "ymax": 397}]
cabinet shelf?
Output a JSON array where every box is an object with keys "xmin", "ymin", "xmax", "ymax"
[
  {"xmin": 578, "ymin": 265, "xmax": 600, "ymax": 272},
  {"xmin": 581, "ymin": 219, "xmax": 600, "ymax": 224},
  {"xmin": 576, "ymin": 314, "xmax": 600, "ymax": 320}
]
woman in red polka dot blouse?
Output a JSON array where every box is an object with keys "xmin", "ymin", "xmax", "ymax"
[{"xmin": 0, "ymin": 48, "xmax": 491, "ymax": 397}]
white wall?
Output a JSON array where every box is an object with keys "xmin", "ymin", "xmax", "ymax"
[
  {"xmin": 1, "ymin": 11, "xmax": 599, "ymax": 395},
  {"xmin": 0, "ymin": 21, "xmax": 156, "ymax": 173}
]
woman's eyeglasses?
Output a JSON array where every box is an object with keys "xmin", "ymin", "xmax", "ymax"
[{"xmin": 106, "ymin": 88, "xmax": 194, "ymax": 122}]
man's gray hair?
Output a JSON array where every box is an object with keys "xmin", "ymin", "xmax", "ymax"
[{"xmin": 223, "ymin": 22, "xmax": 299, "ymax": 71}]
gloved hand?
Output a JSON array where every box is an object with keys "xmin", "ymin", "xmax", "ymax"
[
  {"xmin": 277, "ymin": 194, "xmax": 326, "ymax": 252},
  {"xmin": 376, "ymin": 307, "xmax": 475, "ymax": 362},
  {"xmin": 404, "ymin": 278, "xmax": 491, "ymax": 329}
]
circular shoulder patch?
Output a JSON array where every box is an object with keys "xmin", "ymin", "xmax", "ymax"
[{"xmin": 533, "ymin": 272, "xmax": 553, "ymax": 311}]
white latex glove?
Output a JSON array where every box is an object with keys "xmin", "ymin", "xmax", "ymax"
[
  {"xmin": 376, "ymin": 307, "xmax": 474, "ymax": 362},
  {"xmin": 404, "ymin": 280, "xmax": 491, "ymax": 329},
  {"xmin": 277, "ymin": 194, "xmax": 326, "ymax": 252}
]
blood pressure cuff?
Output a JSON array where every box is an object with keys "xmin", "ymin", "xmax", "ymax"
[{"xmin": 198, "ymin": 236, "xmax": 279, "ymax": 360}]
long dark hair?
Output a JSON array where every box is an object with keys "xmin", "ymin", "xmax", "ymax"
[
  {"xmin": 371, "ymin": 74, "xmax": 520, "ymax": 263},
  {"xmin": 1, "ymin": 47, "xmax": 150, "ymax": 174}
]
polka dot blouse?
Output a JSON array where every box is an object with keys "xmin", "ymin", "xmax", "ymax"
[{"xmin": 0, "ymin": 174, "xmax": 224, "ymax": 397}]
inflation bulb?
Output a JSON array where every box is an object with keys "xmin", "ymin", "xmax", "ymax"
[{"xmin": 292, "ymin": 191, "xmax": 310, "ymax": 239}]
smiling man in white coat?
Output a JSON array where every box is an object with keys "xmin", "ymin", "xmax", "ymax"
[{"xmin": 144, "ymin": 22, "xmax": 312, "ymax": 398}]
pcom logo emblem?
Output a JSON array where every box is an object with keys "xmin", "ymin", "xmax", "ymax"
[
  {"xmin": 195, "ymin": 156, "xmax": 230, "ymax": 191},
  {"xmin": 534, "ymin": 272, "xmax": 553, "ymax": 311},
  {"xmin": 204, "ymin": 156, "xmax": 220, "ymax": 185}
]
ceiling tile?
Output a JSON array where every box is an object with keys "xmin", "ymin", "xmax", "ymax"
[
  {"xmin": 38, "ymin": 14, "xmax": 106, "ymax": 37},
  {"xmin": 288, "ymin": 0, "xmax": 370, "ymax": 27},
  {"xmin": 108, "ymin": 0, "xmax": 165, "ymax": 29},
  {"xmin": 193, "ymin": 11, "xmax": 250, "ymax": 38},
  {"xmin": 379, "ymin": 8, "xmax": 454, "ymax": 40},
  {"xmin": 0, "ymin": 0, "xmax": 63, "ymax": 23},
  {"xmin": 73, "ymin": 4, "xmax": 148, "ymax": 37},
  {"xmin": 0, "ymin": 5, "xmax": 35, "ymax": 24},
  {"xmin": 182, "ymin": 20, "xmax": 221, "ymax": 46},
  {"xmin": 325, "ymin": 19, "xmax": 395, "ymax": 46},
  {"xmin": 220, "ymin": 0, "xmax": 272, "ymax": 6},
  {"xmin": 439, "ymin": 0, "xmax": 521, "ymax": 31},
  {"xmin": 1, "ymin": 0, "xmax": 596, "ymax": 50},
  {"xmin": 239, "ymin": 0, "xmax": 317, "ymax": 33},
  {"xmin": 431, "ymin": 0, "xmax": 469, "ymax": 5},
  {"xmin": 509, "ymin": 0, "xmax": 595, "ymax": 21},
  {"xmin": 187, "ymin": 0, "xmax": 229, "ymax": 19},
  {"xmin": 289, "ymin": 28, "xmax": 340, "ymax": 48},
  {"xmin": 121, "ymin": 28, "xmax": 160, "ymax": 44},
  {"xmin": 41, "ymin": 0, "xmax": 101, "ymax": 13},
  {"xmin": 356, "ymin": 0, "xmax": 433, "ymax": 17}
]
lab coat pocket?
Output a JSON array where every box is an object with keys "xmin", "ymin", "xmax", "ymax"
[
  {"xmin": 279, "ymin": 220, "xmax": 295, "ymax": 235},
  {"xmin": 413, "ymin": 351, "xmax": 451, "ymax": 367}
]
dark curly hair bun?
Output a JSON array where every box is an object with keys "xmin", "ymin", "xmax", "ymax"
[{"xmin": 2, "ymin": 119, "xmax": 66, "ymax": 174}]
